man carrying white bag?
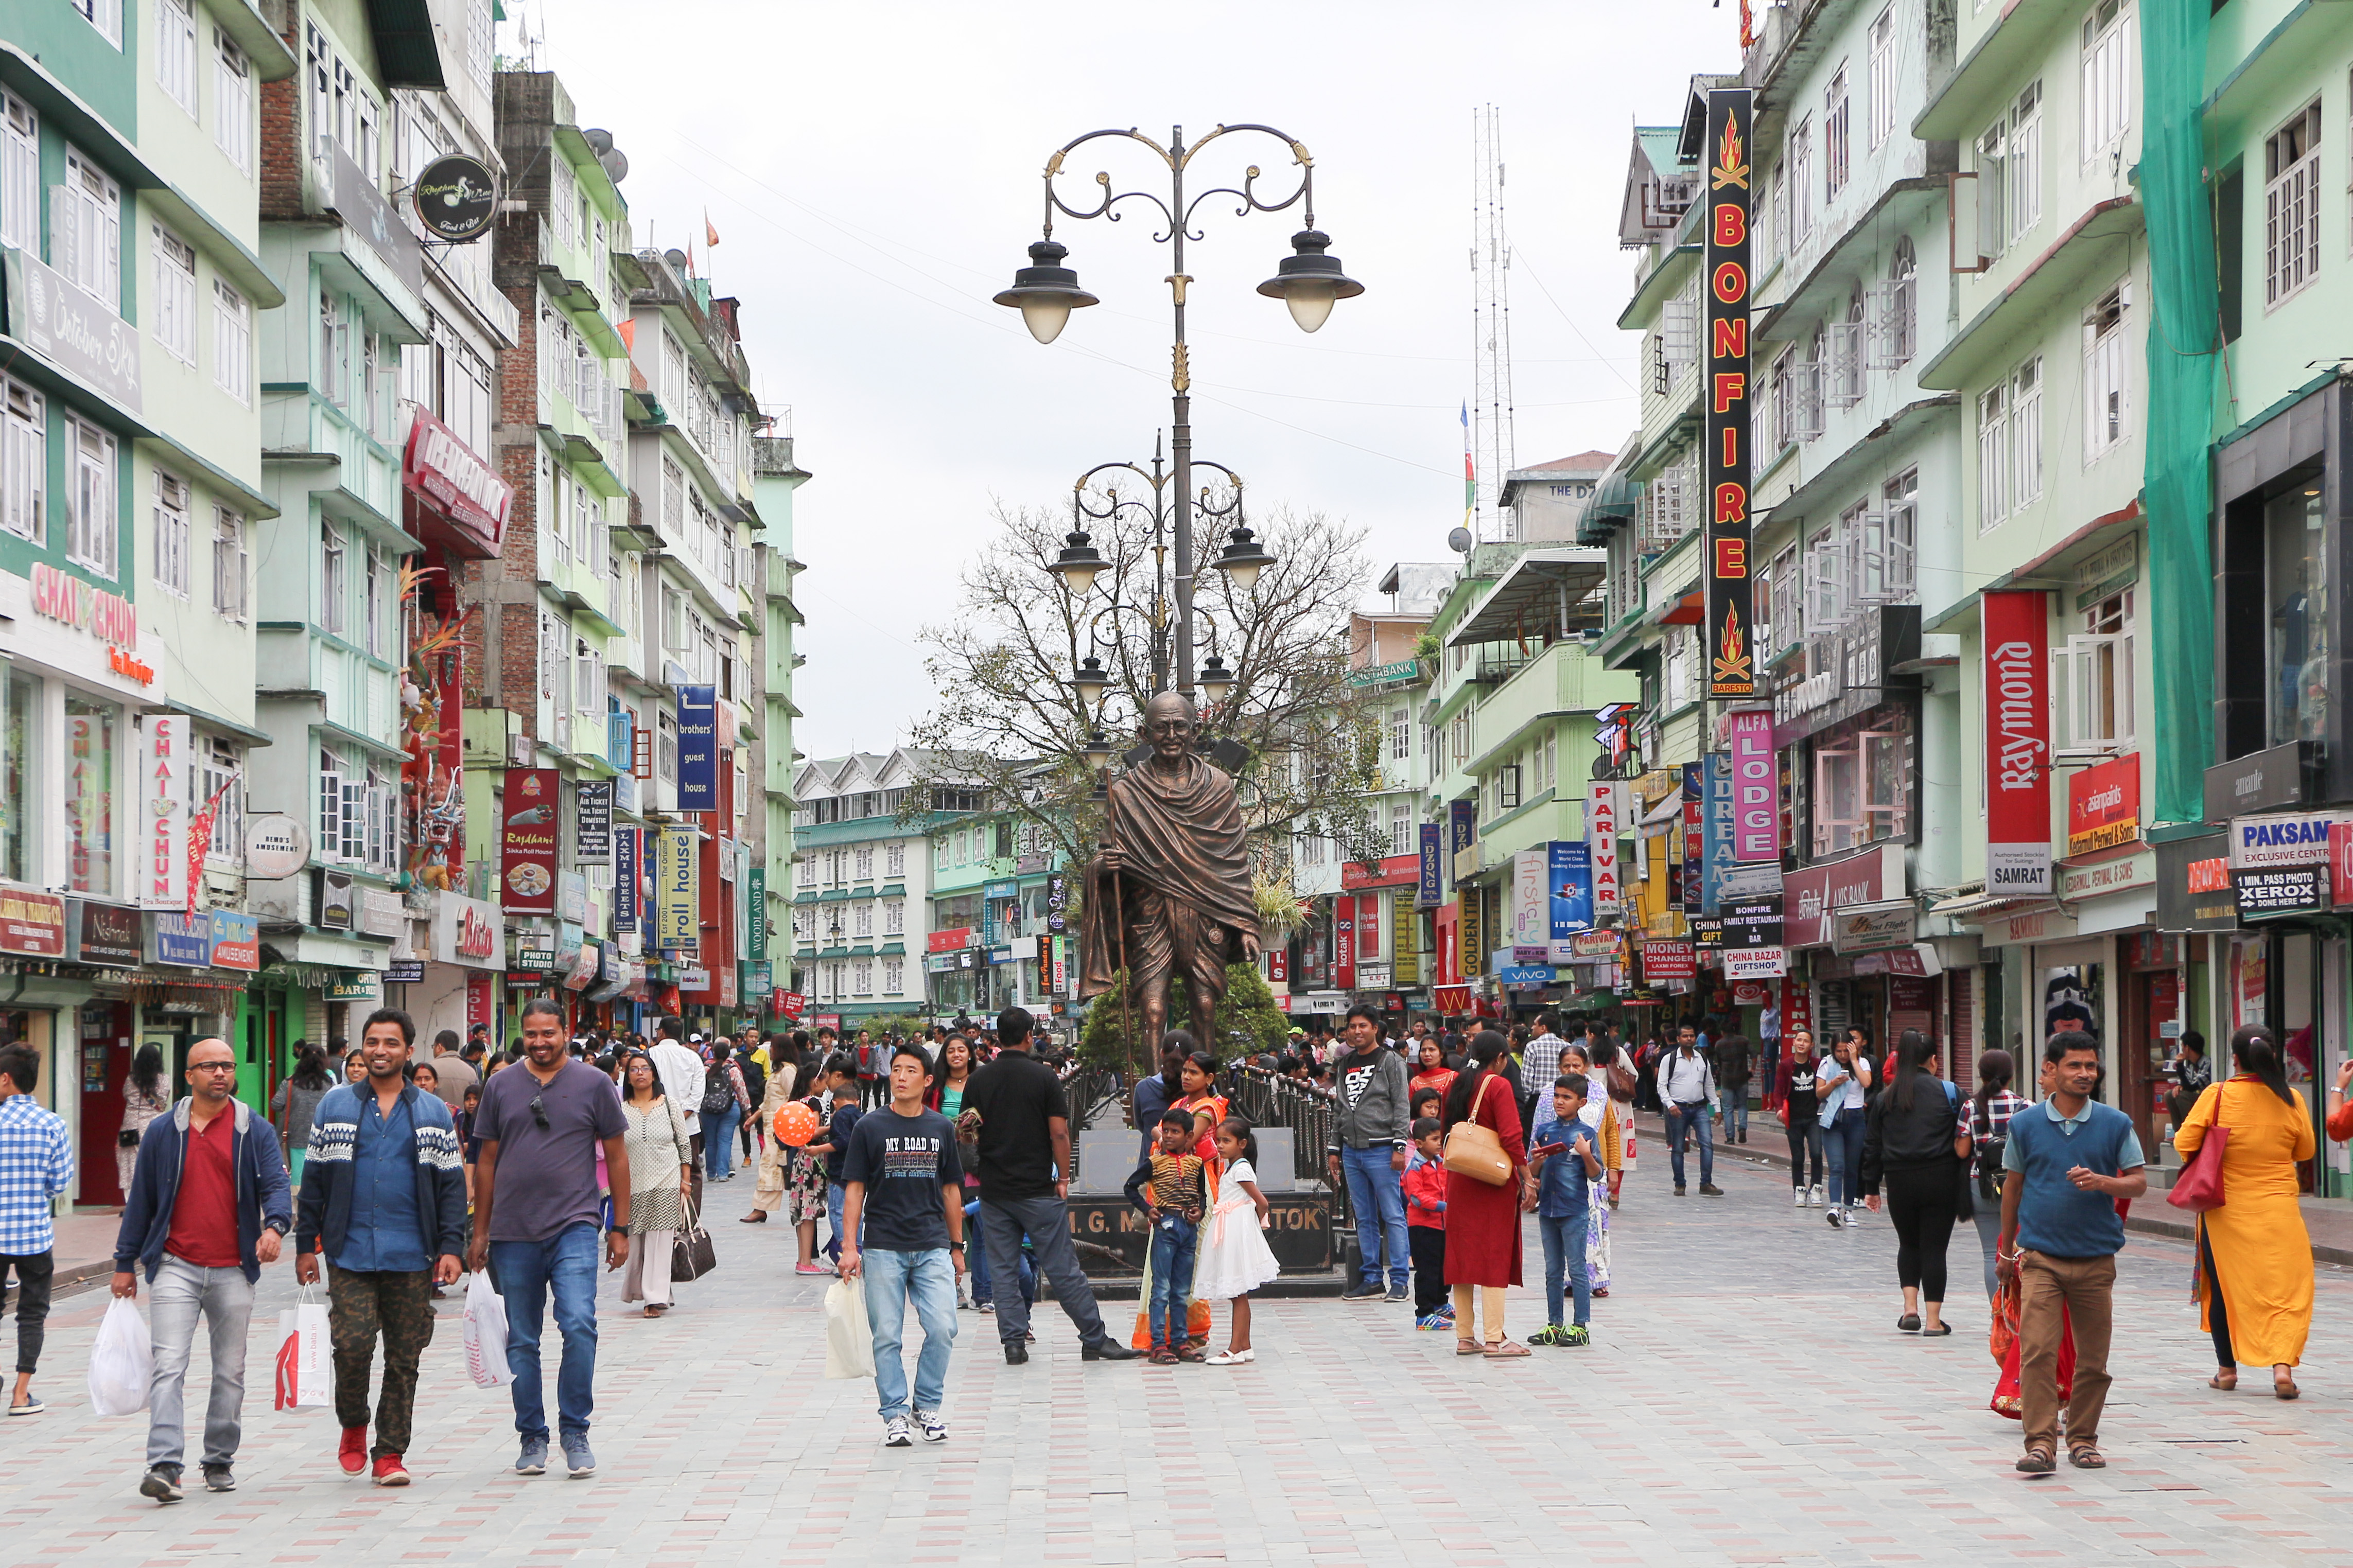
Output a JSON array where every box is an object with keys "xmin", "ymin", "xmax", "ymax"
[{"xmin": 113, "ymin": 1037, "xmax": 292, "ymax": 1505}]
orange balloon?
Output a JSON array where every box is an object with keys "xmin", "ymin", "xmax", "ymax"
[{"xmin": 774, "ymin": 1101, "xmax": 820, "ymax": 1147}]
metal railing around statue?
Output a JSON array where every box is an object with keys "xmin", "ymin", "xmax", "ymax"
[{"xmin": 1226, "ymin": 1067, "xmax": 1348, "ymax": 1226}]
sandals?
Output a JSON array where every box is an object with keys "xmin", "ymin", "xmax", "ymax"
[
  {"xmin": 2274, "ymin": 1372, "xmax": 2300, "ymax": 1400},
  {"xmin": 1920, "ymin": 1323, "xmax": 1953, "ymax": 1337},
  {"xmin": 1455, "ymin": 1338, "xmax": 1485, "ymax": 1356},
  {"xmin": 1896, "ymin": 1313, "xmax": 1921, "ymax": 1332},
  {"xmin": 2067, "ymin": 1444, "xmax": 2105, "ymax": 1470},
  {"xmin": 1482, "ymin": 1339, "xmax": 1531, "ymax": 1359},
  {"xmin": 1205, "ymin": 1348, "xmax": 1254, "ymax": 1365},
  {"xmin": 2208, "ymin": 1370, "xmax": 2238, "ymax": 1391},
  {"xmin": 2015, "ymin": 1445, "xmax": 2055, "ymax": 1475}
]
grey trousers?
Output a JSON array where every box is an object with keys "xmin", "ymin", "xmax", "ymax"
[
  {"xmin": 977, "ymin": 1195, "xmax": 1109, "ymax": 1348},
  {"xmin": 146, "ymin": 1256, "xmax": 255, "ymax": 1471}
]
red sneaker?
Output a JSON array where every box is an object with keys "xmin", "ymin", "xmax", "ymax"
[
  {"xmin": 338, "ymin": 1426, "xmax": 367, "ymax": 1475},
  {"xmin": 371, "ymin": 1453, "xmax": 410, "ymax": 1487}
]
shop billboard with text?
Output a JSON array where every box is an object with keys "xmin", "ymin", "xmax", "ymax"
[
  {"xmin": 1703, "ymin": 86, "xmax": 1756, "ymax": 699},
  {"xmin": 1983, "ymin": 591, "xmax": 2052, "ymax": 895},
  {"xmin": 499, "ymin": 768, "xmax": 559, "ymax": 913}
]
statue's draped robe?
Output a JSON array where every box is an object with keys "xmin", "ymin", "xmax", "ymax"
[{"xmin": 1078, "ymin": 753, "xmax": 1260, "ymax": 1000}]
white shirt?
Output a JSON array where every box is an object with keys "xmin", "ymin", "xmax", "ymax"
[
  {"xmin": 1657, "ymin": 1048, "xmax": 1717, "ymax": 1108},
  {"xmin": 650, "ymin": 1040, "xmax": 706, "ymax": 1110}
]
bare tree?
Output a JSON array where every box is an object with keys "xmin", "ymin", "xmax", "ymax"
[{"xmin": 900, "ymin": 493, "xmax": 1386, "ymax": 882}]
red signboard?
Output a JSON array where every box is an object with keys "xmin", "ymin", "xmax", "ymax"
[
  {"xmin": 1983, "ymin": 590, "xmax": 2052, "ymax": 895},
  {"xmin": 402, "ymin": 407, "xmax": 511, "ymax": 556},
  {"xmin": 2331, "ymin": 823, "xmax": 2353, "ymax": 907},
  {"xmin": 1643, "ymin": 939, "xmax": 1698, "ymax": 981},
  {"xmin": 1782, "ymin": 846, "xmax": 1892, "ymax": 949},
  {"xmin": 1267, "ymin": 946, "xmax": 1288, "ymax": 983},
  {"xmin": 2066, "ymin": 752, "xmax": 2140, "ymax": 857},
  {"xmin": 1333, "ymin": 901, "xmax": 1356, "ymax": 991},
  {"xmin": 927, "ymin": 927, "xmax": 971, "ymax": 954},
  {"xmin": 1340, "ymin": 853, "xmax": 1420, "ymax": 891},
  {"xmin": 499, "ymin": 768, "xmax": 560, "ymax": 913},
  {"xmin": 0, "ymin": 890, "xmax": 66, "ymax": 957},
  {"xmin": 776, "ymin": 990, "xmax": 806, "ymax": 1019},
  {"xmin": 466, "ymin": 972, "xmax": 494, "ymax": 1028}
]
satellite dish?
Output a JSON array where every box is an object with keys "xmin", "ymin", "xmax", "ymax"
[
  {"xmin": 598, "ymin": 148, "xmax": 629, "ymax": 184},
  {"xmin": 1447, "ymin": 526, "xmax": 1473, "ymax": 554},
  {"xmin": 665, "ymin": 248, "xmax": 689, "ymax": 270},
  {"xmin": 583, "ymin": 127, "xmax": 614, "ymax": 154}
]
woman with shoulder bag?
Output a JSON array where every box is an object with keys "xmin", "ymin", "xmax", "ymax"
[
  {"xmin": 1859, "ymin": 1030, "xmax": 1971, "ymax": 1336},
  {"xmin": 2177, "ymin": 1026, "xmax": 2313, "ymax": 1399},
  {"xmin": 620, "ymin": 1052, "xmax": 698, "ymax": 1317},
  {"xmin": 1441, "ymin": 1031, "xmax": 1528, "ymax": 1359},
  {"xmin": 1966, "ymin": 1050, "xmax": 2028, "ymax": 1301},
  {"xmin": 1816, "ymin": 1034, "xmax": 1873, "ymax": 1225},
  {"xmin": 117, "ymin": 1044, "xmax": 171, "ymax": 1197},
  {"xmin": 269, "ymin": 1043, "xmax": 333, "ymax": 1189}
]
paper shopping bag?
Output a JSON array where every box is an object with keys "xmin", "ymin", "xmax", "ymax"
[{"xmin": 273, "ymin": 1290, "xmax": 334, "ymax": 1411}]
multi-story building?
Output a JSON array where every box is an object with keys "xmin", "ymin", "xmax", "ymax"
[
  {"xmin": 0, "ymin": 0, "xmax": 292, "ymax": 1192},
  {"xmin": 790, "ymin": 752, "xmax": 976, "ymax": 1031},
  {"xmin": 753, "ymin": 431, "xmax": 808, "ymax": 1021}
]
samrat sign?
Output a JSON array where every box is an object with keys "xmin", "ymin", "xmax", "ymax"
[{"xmin": 1703, "ymin": 86, "xmax": 1756, "ymax": 699}]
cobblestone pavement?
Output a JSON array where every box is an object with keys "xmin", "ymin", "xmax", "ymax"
[{"xmin": 6, "ymin": 1139, "xmax": 2353, "ymax": 1567}]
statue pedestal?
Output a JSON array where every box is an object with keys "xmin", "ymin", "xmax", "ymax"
[{"xmin": 1062, "ymin": 1192, "xmax": 1348, "ymax": 1299}]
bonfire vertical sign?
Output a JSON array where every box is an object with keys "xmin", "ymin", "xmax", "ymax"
[{"xmin": 1703, "ymin": 87, "xmax": 1756, "ymax": 701}]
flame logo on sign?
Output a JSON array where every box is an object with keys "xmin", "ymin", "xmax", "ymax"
[
  {"xmin": 1714, "ymin": 116, "xmax": 1750, "ymax": 191},
  {"xmin": 1714, "ymin": 606, "xmax": 1754, "ymax": 685}
]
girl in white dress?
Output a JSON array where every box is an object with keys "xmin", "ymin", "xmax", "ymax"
[{"xmin": 1196, "ymin": 1118, "xmax": 1283, "ymax": 1364}]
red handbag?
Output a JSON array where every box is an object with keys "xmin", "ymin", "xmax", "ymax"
[{"xmin": 2166, "ymin": 1122, "xmax": 2229, "ymax": 1212}]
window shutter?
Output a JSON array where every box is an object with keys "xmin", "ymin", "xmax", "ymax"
[
  {"xmin": 319, "ymin": 769, "xmax": 343, "ymax": 851},
  {"xmin": 50, "ymin": 184, "xmax": 78, "ymax": 292},
  {"xmin": 341, "ymin": 779, "xmax": 366, "ymax": 862}
]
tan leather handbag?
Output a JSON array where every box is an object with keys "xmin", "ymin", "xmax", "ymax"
[{"xmin": 1441, "ymin": 1075, "xmax": 1513, "ymax": 1186}]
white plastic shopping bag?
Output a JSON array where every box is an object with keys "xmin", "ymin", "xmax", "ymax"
[
  {"xmin": 273, "ymin": 1288, "xmax": 334, "ymax": 1411},
  {"xmin": 87, "ymin": 1297, "xmax": 152, "ymax": 1417},
  {"xmin": 823, "ymin": 1275, "xmax": 874, "ymax": 1381},
  {"xmin": 462, "ymin": 1271, "xmax": 511, "ymax": 1388}
]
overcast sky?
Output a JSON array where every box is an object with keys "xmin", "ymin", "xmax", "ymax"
[{"xmin": 502, "ymin": 0, "xmax": 1739, "ymax": 760}]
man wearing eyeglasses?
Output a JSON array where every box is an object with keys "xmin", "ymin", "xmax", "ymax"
[
  {"xmin": 112, "ymin": 1037, "xmax": 292, "ymax": 1504},
  {"xmin": 465, "ymin": 997, "xmax": 629, "ymax": 1480}
]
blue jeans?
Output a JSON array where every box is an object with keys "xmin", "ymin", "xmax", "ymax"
[
  {"xmin": 1823, "ymin": 1106, "xmax": 1867, "ymax": 1207},
  {"xmin": 1538, "ymin": 1213, "xmax": 1591, "ymax": 1328},
  {"xmin": 701, "ymin": 1105, "xmax": 742, "ymax": 1179},
  {"xmin": 862, "ymin": 1247, "xmax": 957, "ymax": 1420},
  {"xmin": 489, "ymin": 1223, "xmax": 600, "ymax": 1442},
  {"xmin": 1146, "ymin": 1215, "xmax": 1197, "ymax": 1349},
  {"xmin": 964, "ymin": 1199, "xmax": 1034, "ymax": 1307},
  {"xmin": 1340, "ymin": 1144, "xmax": 1409, "ymax": 1289},
  {"xmin": 1722, "ymin": 1086, "xmax": 1749, "ymax": 1138},
  {"xmin": 1665, "ymin": 1102, "xmax": 1713, "ymax": 1188},
  {"xmin": 826, "ymin": 1181, "xmax": 859, "ymax": 1261}
]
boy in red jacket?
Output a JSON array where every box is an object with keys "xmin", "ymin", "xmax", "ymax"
[{"xmin": 1402, "ymin": 1117, "xmax": 1450, "ymax": 1329}]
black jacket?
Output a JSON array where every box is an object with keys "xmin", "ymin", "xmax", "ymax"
[{"xmin": 1859, "ymin": 1070, "xmax": 1963, "ymax": 1193}]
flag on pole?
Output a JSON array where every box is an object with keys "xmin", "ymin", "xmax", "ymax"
[
  {"xmin": 1461, "ymin": 400, "xmax": 1475, "ymax": 524},
  {"xmin": 704, "ymin": 210, "xmax": 721, "ymax": 248},
  {"xmin": 185, "ymin": 777, "xmax": 236, "ymax": 917}
]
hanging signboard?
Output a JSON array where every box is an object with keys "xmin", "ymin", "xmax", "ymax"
[
  {"xmin": 576, "ymin": 780, "xmax": 613, "ymax": 865},
  {"xmin": 1983, "ymin": 590, "xmax": 2052, "ymax": 895},
  {"xmin": 1588, "ymin": 781, "xmax": 1622, "ymax": 920},
  {"xmin": 1728, "ymin": 709, "xmax": 1777, "ymax": 861},
  {"xmin": 1417, "ymin": 822, "xmax": 1444, "ymax": 909},
  {"xmin": 1703, "ymin": 85, "xmax": 1756, "ymax": 699},
  {"xmin": 653, "ymin": 825, "xmax": 699, "ymax": 953},
  {"xmin": 613, "ymin": 826, "xmax": 638, "ymax": 933},
  {"xmin": 500, "ymin": 768, "xmax": 560, "ymax": 913},
  {"xmin": 136, "ymin": 714, "xmax": 190, "ymax": 912},
  {"xmin": 675, "ymin": 685, "xmax": 718, "ymax": 813}
]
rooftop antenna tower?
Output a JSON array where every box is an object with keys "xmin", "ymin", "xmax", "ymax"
[{"xmin": 1471, "ymin": 104, "xmax": 1517, "ymax": 542}]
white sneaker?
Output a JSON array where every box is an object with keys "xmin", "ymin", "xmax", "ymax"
[
  {"xmin": 882, "ymin": 1416, "xmax": 912, "ymax": 1448},
  {"xmin": 1793, "ymin": 1187, "xmax": 1807, "ymax": 1207},
  {"xmin": 1809, "ymin": 1185, "xmax": 1826, "ymax": 1207},
  {"xmin": 913, "ymin": 1408, "xmax": 948, "ymax": 1443}
]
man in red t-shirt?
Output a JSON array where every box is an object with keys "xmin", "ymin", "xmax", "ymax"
[{"xmin": 113, "ymin": 1038, "xmax": 291, "ymax": 1504}]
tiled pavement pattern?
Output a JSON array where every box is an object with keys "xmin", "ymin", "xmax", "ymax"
[{"xmin": 6, "ymin": 1143, "xmax": 2352, "ymax": 1567}]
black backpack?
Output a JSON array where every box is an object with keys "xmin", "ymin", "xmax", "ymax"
[{"xmin": 699, "ymin": 1068, "xmax": 735, "ymax": 1116}]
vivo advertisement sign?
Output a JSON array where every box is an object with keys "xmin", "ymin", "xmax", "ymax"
[{"xmin": 675, "ymin": 685, "xmax": 718, "ymax": 812}]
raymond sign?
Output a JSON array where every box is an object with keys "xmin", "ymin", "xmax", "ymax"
[
  {"xmin": 1982, "ymin": 590, "xmax": 2051, "ymax": 895},
  {"xmin": 2066, "ymin": 752, "xmax": 2140, "ymax": 857},
  {"xmin": 1702, "ymin": 85, "xmax": 1756, "ymax": 699}
]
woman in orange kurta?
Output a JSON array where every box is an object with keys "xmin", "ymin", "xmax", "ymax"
[{"xmin": 2174, "ymin": 1026, "xmax": 2315, "ymax": 1398}]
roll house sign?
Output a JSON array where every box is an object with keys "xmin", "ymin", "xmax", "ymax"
[{"xmin": 1702, "ymin": 86, "xmax": 1756, "ymax": 700}]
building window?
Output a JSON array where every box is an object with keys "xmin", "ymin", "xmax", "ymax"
[
  {"xmin": 854, "ymin": 903, "xmax": 872, "ymax": 939},
  {"xmin": 1770, "ymin": 347, "xmax": 1797, "ymax": 453},
  {"xmin": 1810, "ymin": 709, "xmax": 1911, "ymax": 856},
  {"xmin": 2265, "ymin": 488, "xmax": 2326, "ymax": 747},
  {"xmin": 202, "ymin": 738, "xmax": 244, "ymax": 861},
  {"xmin": 0, "ymin": 671, "xmax": 33, "ymax": 884},
  {"xmin": 1389, "ymin": 801, "xmax": 1412, "ymax": 857},
  {"xmin": 0, "ymin": 93, "xmax": 35, "ymax": 252},
  {"xmin": 159, "ymin": 0, "xmax": 199, "ymax": 114},
  {"xmin": 67, "ymin": 418, "xmax": 117, "ymax": 579},
  {"xmin": 1874, "ymin": 238, "xmax": 1917, "ymax": 368},
  {"xmin": 154, "ymin": 227, "xmax": 197, "ymax": 363},
  {"xmin": 208, "ymin": 278, "xmax": 250, "ymax": 405},
  {"xmin": 154, "ymin": 471, "xmax": 190, "ymax": 597},
  {"xmin": 1, "ymin": 377, "xmax": 42, "ymax": 543},
  {"xmin": 1828, "ymin": 289, "xmax": 1865, "ymax": 410},
  {"xmin": 2265, "ymin": 101, "xmax": 2323, "ymax": 310},
  {"xmin": 2083, "ymin": 285, "xmax": 2130, "ymax": 460},
  {"xmin": 1824, "ymin": 67, "xmax": 1851, "ymax": 201},
  {"xmin": 883, "ymin": 959, "xmax": 904, "ymax": 996},
  {"xmin": 58, "ymin": 150, "xmax": 123, "ymax": 309},
  {"xmin": 2063, "ymin": 590, "xmax": 2136, "ymax": 753},
  {"xmin": 1389, "ymin": 704, "xmax": 1410, "ymax": 761},
  {"xmin": 1881, "ymin": 469, "xmax": 1919, "ymax": 601},
  {"xmin": 1867, "ymin": 8, "xmax": 1897, "ymax": 148},
  {"xmin": 468, "ymin": 0, "xmax": 495, "ymax": 96},
  {"xmin": 1787, "ymin": 117, "xmax": 1814, "ymax": 245},
  {"xmin": 71, "ymin": 0, "xmax": 123, "ymax": 49},
  {"xmin": 215, "ymin": 31, "xmax": 253, "ymax": 172},
  {"xmin": 885, "ymin": 843, "xmax": 904, "ymax": 877},
  {"xmin": 64, "ymin": 695, "xmax": 118, "ymax": 894},
  {"xmin": 1977, "ymin": 357, "xmax": 2041, "ymax": 530},
  {"xmin": 320, "ymin": 525, "xmax": 347, "ymax": 635},
  {"xmin": 855, "ymin": 847, "xmax": 874, "ymax": 880},
  {"xmin": 885, "ymin": 899, "xmax": 904, "ymax": 935},
  {"xmin": 319, "ymin": 290, "xmax": 350, "ymax": 406},
  {"xmin": 212, "ymin": 509, "xmax": 249, "ymax": 620},
  {"xmin": 853, "ymin": 961, "xmax": 873, "ymax": 997},
  {"xmin": 2081, "ymin": 0, "xmax": 2132, "ymax": 162}
]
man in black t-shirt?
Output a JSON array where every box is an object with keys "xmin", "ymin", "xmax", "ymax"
[
  {"xmin": 957, "ymin": 1007, "xmax": 1141, "ymax": 1366},
  {"xmin": 841, "ymin": 1044, "xmax": 964, "ymax": 1447}
]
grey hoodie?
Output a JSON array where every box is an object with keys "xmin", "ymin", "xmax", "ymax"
[{"xmin": 1327, "ymin": 1045, "xmax": 1411, "ymax": 1154}]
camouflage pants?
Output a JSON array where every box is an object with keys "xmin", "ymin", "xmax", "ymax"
[{"xmin": 327, "ymin": 1266, "xmax": 436, "ymax": 1457}]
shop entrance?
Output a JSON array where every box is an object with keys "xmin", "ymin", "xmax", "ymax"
[
  {"xmin": 2121, "ymin": 935, "xmax": 2185, "ymax": 1160},
  {"xmin": 73, "ymin": 1000, "xmax": 135, "ymax": 1207}
]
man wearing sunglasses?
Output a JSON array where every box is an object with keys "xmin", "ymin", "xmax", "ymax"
[
  {"xmin": 466, "ymin": 997, "xmax": 629, "ymax": 1480},
  {"xmin": 112, "ymin": 1037, "xmax": 292, "ymax": 1503}
]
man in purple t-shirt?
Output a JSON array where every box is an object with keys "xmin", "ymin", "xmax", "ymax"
[{"xmin": 466, "ymin": 998, "xmax": 627, "ymax": 1480}]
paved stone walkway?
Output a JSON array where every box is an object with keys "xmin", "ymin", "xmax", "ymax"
[{"xmin": 5, "ymin": 1141, "xmax": 2352, "ymax": 1566}]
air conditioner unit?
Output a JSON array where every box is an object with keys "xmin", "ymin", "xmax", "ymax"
[{"xmin": 508, "ymin": 732, "xmax": 534, "ymax": 767}]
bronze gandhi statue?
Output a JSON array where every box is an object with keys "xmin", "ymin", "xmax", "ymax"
[{"xmin": 1077, "ymin": 693, "xmax": 1263, "ymax": 1052}]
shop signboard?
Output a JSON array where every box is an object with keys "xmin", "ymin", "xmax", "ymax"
[
  {"xmin": 500, "ymin": 769, "xmax": 559, "ymax": 913},
  {"xmin": 1701, "ymin": 751, "xmax": 1734, "ymax": 914},
  {"xmin": 2058, "ymin": 849, "xmax": 2154, "ymax": 902},
  {"xmin": 400, "ymin": 406, "xmax": 510, "ymax": 551},
  {"xmin": 1643, "ymin": 939, "xmax": 1698, "ymax": 981},
  {"xmin": 150, "ymin": 910, "xmax": 210, "ymax": 967},
  {"xmin": 928, "ymin": 928, "xmax": 972, "ymax": 953},
  {"xmin": 675, "ymin": 685, "xmax": 718, "ymax": 812},
  {"xmin": 1728, "ymin": 709, "xmax": 1778, "ymax": 861},
  {"xmin": 431, "ymin": 893, "xmax": 501, "ymax": 968},
  {"xmin": 746, "ymin": 865, "xmax": 766, "ymax": 959},
  {"xmin": 315, "ymin": 868, "xmax": 353, "ymax": 931},
  {"xmin": 2228, "ymin": 810, "xmax": 2342, "ymax": 869},
  {"xmin": 1702, "ymin": 85, "xmax": 1756, "ymax": 700},
  {"xmin": 1512, "ymin": 849, "xmax": 1547, "ymax": 947},
  {"xmin": 2065, "ymin": 753, "xmax": 2140, "ymax": 857},
  {"xmin": 1588, "ymin": 781, "xmax": 1622, "ymax": 919},
  {"xmin": 2235, "ymin": 866, "xmax": 2326, "ymax": 918},
  {"xmin": 2157, "ymin": 832, "xmax": 2236, "ymax": 932},
  {"xmin": 777, "ymin": 991, "xmax": 806, "ymax": 1019},
  {"xmin": 73, "ymin": 900, "xmax": 141, "ymax": 967},
  {"xmin": 613, "ymin": 827, "xmax": 638, "ymax": 932},
  {"xmin": 136, "ymin": 714, "xmax": 190, "ymax": 912},
  {"xmin": 1391, "ymin": 896, "xmax": 1420, "ymax": 984},
  {"xmin": 1831, "ymin": 901, "xmax": 1916, "ymax": 955},
  {"xmin": 1723, "ymin": 895, "xmax": 1782, "ymax": 947},
  {"xmin": 653, "ymin": 826, "xmax": 698, "ymax": 952},
  {"xmin": 327, "ymin": 147, "xmax": 424, "ymax": 296},
  {"xmin": 1782, "ymin": 844, "xmax": 1897, "ymax": 948},
  {"xmin": 1449, "ymin": 799, "xmax": 1477, "ymax": 882},
  {"xmin": 356, "ymin": 887, "xmax": 404, "ymax": 939},
  {"xmin": 1723, "ymin": 946, "xmax": 1787, "ymax": 981},
  {"xmin": 324, "ymin": 974, "xmax": 380, "ymax": 1002},
  {"xmin": 1547, "ymin": 840, "xmax": 1593, "ymax": 936},
  {"xmin": 5, "ymin": 248, "xmax": 143, "ymax": 410},
  {"xmin": 208, "ymin": 911, "xmax": 259, "ymax": 971},
  {"xmin": 1500, "ymin": 964, "xmax": 1554, "ymax": 987},
  {"xmin": 576, "ymin": 780, "xmax": 613, "ymax": 864},
  {"xmin": 1417, "ymin": 822, "xmax": 1444, "ymax": 909},
  {"xmin": 245, "ymin": 814, "xmax": 309, "ymax": 879},
  {"xmin": 557, "ymin": 871, "xmax": 588, "ymax": 927},
  {"xmin": 1983, "ymin": 590, "xmax": 2052, "ymax": 895},
  {"xmin": 385, "ymin": 959, "xmax": 427, "ymax": 983},
  {"xmin": 511, "ymin": 933, "xmax": 559, "ymax": 974},
  {"xmin": 1458, "ymin": 895, "xmax": 1483, "ymax": 978}
]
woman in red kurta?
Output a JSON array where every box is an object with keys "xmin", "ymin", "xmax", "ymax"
[{"xmin": 1442, "ymin": 1030, "xmax": 1528, "ymax": 1358}]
